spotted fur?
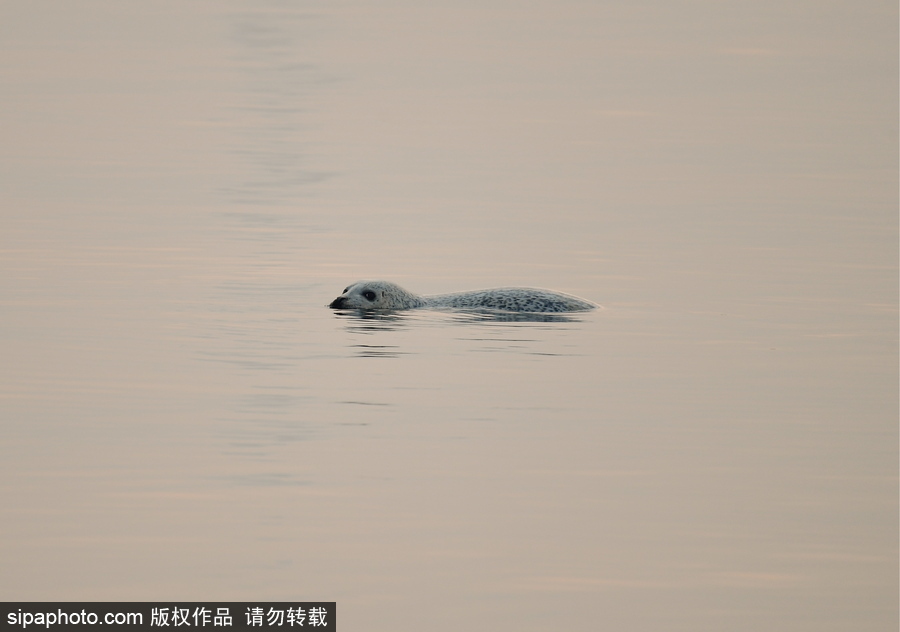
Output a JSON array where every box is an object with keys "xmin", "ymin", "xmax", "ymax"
[{"xmin": 329, "ymin": 280, "xmax": 597, "ymax": 313}]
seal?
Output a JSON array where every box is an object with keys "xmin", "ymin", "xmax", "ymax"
[{"xmin": 329, "ymin": 280, "xmax": 597, "ymax": 313}]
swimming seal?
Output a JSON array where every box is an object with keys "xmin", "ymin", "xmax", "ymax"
[{"xmin": 329, "ymin": 280, "xmax": 597, "ymax": 313}]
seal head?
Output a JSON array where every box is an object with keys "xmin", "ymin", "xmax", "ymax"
[{"xmin": 329, "ymin": 280, "xmax": 427, "ymax": 310}]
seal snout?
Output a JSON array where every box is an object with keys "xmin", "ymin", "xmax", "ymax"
[{"xmin": 329, "ymin": 296, "xmax": 347, "ymax": 309}]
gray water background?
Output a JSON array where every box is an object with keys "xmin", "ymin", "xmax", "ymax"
[{"xmin": 2, "ymin": 1, "xmax": 897, "ymax": 630}]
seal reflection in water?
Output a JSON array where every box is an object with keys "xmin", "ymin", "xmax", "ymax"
[{"xmin": 329, "ymin": 280, "xmax": 597, "ymax": 313}]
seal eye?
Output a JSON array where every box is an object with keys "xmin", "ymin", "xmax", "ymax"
[{"xmin": 363, "ymin": 291, "xmax": 376, "ymax": 301}]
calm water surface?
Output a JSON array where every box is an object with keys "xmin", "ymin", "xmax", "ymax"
[{"xmin": 1, "ymin": 2, "xmax": 897, "ymax": 631}]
